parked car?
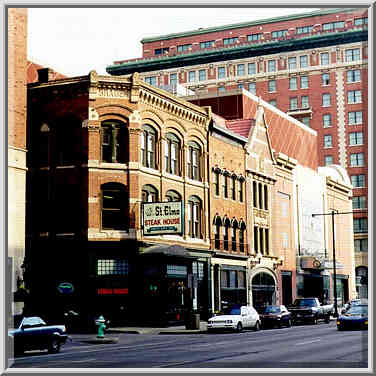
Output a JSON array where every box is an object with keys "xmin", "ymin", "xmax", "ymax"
[
  {"xmin": 341, "ymin": 299, "xmax": 368, "ymax": 314},
  {"xmin": 260, "ymin": 305, "xmax": 292, "ymax": 329},
  {"xmin": 207, "ymin": 305, "xmax": 261, "ymax": 333},
  {"xmin": 8, "ymin": 316, "xmax": 68, "ymax": 355},
  {"xmin": 337, "ymin": 304, "xmax": 368, "ymax": 331},
  {"xmin": 288, "ymin": 297, "xmax": 333, "ymax": 325}
]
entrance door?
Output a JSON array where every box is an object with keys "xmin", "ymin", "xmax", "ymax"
[
  {"xmin": 281, "ymin": 272, "xmax": 292, "ymax": 306},
  {"xmin": 303, "ymin": 274, "xmax": 323, "ymax": 301},
  {"xmin": 252, "ymin": 272, "xmax": 276, "ymax": 311}
]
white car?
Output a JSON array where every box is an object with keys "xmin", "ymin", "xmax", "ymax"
[{"xmin": 207, "ymin": 305, "xmax": 261, "ymax": 332}]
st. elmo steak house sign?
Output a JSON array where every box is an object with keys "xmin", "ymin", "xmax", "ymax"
[{"xmin": 143, "ymin": 201, "xmax": 183, "ymax": 235}]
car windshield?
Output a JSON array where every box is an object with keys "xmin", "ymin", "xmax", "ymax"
[
  {"xmin": 347, "ymin": 305, "xmax": 368, "ymax": 315},
  {"xmin": 294, "ymin": 299, "xmax": 316, "ymax": 307},
  {"xmin": 265, "ymin": 306, "xmax": 281, "ymax": 314},
  {"xmin": 223, "ymin": 306, "xmax": 241, "ymax": 315}
]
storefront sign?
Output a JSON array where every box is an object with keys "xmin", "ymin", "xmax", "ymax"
[
  {"xmin": 143, "ymin": 201, "xmax": 183, "ymax": 235},
  {"xmin": 300, "ymin": 257, "xmax": 322, "ymax": 269},
  {"xmin": 97, "ymin": 288, "xmax": 128, "ymax": 295},
  {"xmin": 323, "ymin": 260, "xmax": 344, "ymax": 270},
  {"xmin": 57, "ymin": 282, "xmax": 74, "ymax": 294}
]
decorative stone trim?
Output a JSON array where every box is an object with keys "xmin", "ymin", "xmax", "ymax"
[{"xmin": 335, "ymin": 69, "xmax": 347, "ymax": 168}]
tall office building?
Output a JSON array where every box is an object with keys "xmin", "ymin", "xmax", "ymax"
[{"xmin": 107, "ymin": 8, "xmax": 369, "ymax": 298}]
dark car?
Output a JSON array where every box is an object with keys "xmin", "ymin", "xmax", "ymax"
[
  {"xmin": 337, "ymin": 304, "xmax": 368, "ymax": 331},
  {"xmin": 260, "ymin": 305, "xmax": 292, "ymax": 328},
  {"xmin": 8, "ymin": 316, "xmax": 68, "ymax": 355}
]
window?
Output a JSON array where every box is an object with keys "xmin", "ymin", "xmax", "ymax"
[
  {"xmin": 238, "ymin": 180, "xmax": 244, "ymax": 202},
  {"xmin": 322, "ymin": 73, "xmax": 330, "ymax": 85},
  {"xmin": 187, "ymin": 141, "xmax": 201, "ymax": 181},
  {"xmin": 155, "ymin": 47, "xmax": 169, "ymax": 55},
  {"xmin": 354, "ymin": 18, "xmax": 368, "ymax": 26},
  {"xmin": 177, "ymin": 44, "xmax": 192, "ymax": 52},
  {"xmin": 324, "ymin": 155, "xmax": 333, "ymax": 166},
  {"xmin": 169, "ymin": 73, "xmax": 177, "ymax": 87},
  {"xmin": 142, "ymin": 184, "xmax": 158, "ymax": 203},
  {"xmin": 248, "ymin": 62, "xmax": 256, "ymax": 74},
  {"xmin": 323, "ymin": 114, "xmax": 332, "ymax": 127},
  {"xmin": 247, "ymin": 33, "xmax": 262, "ymax": 42},
  {"xmin": 354, "ymin": 218, "xmax": 367, "ymax": 233},
  {"xmin": 165, "ymin": 190, "xmax": 181, "ymax": 202},
  {"xmin": 264, "ymin": 185, "xmax": 268, "ymax": 210},
  {"xmin": 258, "ymin": 182, "xmax": 263, "ymax": 210},
  {"xmin": 97, "ymin": 259, "xmax": 129, "ymax": 276},
  {"xmin": 301, "ymin": 117, "xmax": 310, "ymax": 127},
  {"xmin": 188, "ymin": 71, "xmax": 196, "ymax": 82},
  {"xmin": 231, "ymin": 220, "xmax": 238, "ymax": 251},
  {"xmin": 218, "ymin": 86, "xmax": 226, "ymax": 93},
  {"xmin": 141, "ymin": 125, "xmax": 157, "ymax": 169},
  {"xmin": 145, "ymin": 76, "xmax": 157, "ymax": 86},
  {"xmin": 188, "ymin": 196, "xmax": 202, "ymax": 238},
  {"xmin": 223, "ymin": 37, "xmax": 238, "ymax": 45},
  {"xmin": 348, "ymin": 111, "xmax": 363, "ymax": 125},
  {"xmin": 239, "ymin": 222, "xmax": 246, "ymax": 253},
  {"xmin": 354, "ymin": 239, "xmax": 368, "ymax": 252},
  {"xmin": 269, "ymin": 99, "xmax": 277, "ymax": 107},
  {"xmin": 271, "ymin": 29, "xmax": 288, "ymax": 39},
  {"xmin": 237, "ymin": 64, "xmax": 245, "ymax": 76},
  {"xmin": 288, "ymin": 57, "xmax": 296, "ymax": 70},
  {"xmin": 296, "ymin": 25, "xmax": 313, "ymax": 34},
  {"xmin": 268, "ymin": 80, "xmax": 276, "ymax": 92},
  {"xmin": 301, "ymin": 95, "xmax": 309, "ymax": 108},
  {"xmin": 248, "ymin": 82, "xmax": 256, "ymax": 94},
  {"xmin": 238, "ymin": 83, "xmax": 244, "ymax": 89},
  {"xmin": 200, "ymin": 40, "xmax": 215, "ymax": 49},
  {"xmin": 324, "ymin": 134, "xmax": 333, "ymax": 148},
  {"xmin": 322, "ymin": 93, "xmax": 331, "ymax": 107},
  {"xmin": 300, "ymin": 76, "xmax": 309, "ymax": 89},
  {"xmin": 213, "ymin": 170, "xmax": 220, "ymax": 196},
  {"xmin": 347, "ymin": 69, "xmax": 361, "ymax": 83},
  {"xmin": 101, "ymin": 183, "xmax": 128, "ymax": 230},
  {"xmin": 199, "ymin": 69, "xmax": 206, "ymax": 81},
  {"xmin": 231, "ymin": 176, "xmax": 236, "ymax": 200},
  {"xmin": 351, "ymin": 174, "xmax": 365, "ymax": 188},
  {"xmin": 214, "ymin": 216, "xmax": 222, "ymax": 249},
  {"xmin": 320, "ymin": 52, "xmax": 330, "ymax": 66},
  {"xmin": 254, "ymin": 226, "xmax": 258, "ymax": 253},
  {"xmin": 101, "ymin": 121, "xmax": 127, "ymax": 163},
  {"xmin": 350, "ymin": 153, "xmax": 364, "ymax": 167},
  {"xmin": 223, "ymin": 217, "xmax": 230, "ymax": 250},
  {"xmin": 290, "ymin": 97, "xmax": 298, "ymax": 110},
  {"xmin": 289, "ymin": 77, "xmax": 297, "ymax": 90},
  {"xmin": 322, "ymin": 21, "xmax": 344, "ymax": 31},
  {"xmin": 349, "ymin": 132, "xmax": 363, "ymax": 146},
  {"xmin": 39, "ymin": 123, "xmax": 50, "ymax": 166},
  {"xmin": 164, "ymin": 133, "xmax": 181, "ymax": 175},
  {"xmin": 348, "ymin": 90, "xmax": 362, "ymax": 104},
  {"xmin": 352, "ymin": 196, "xmax": 366, "ymax": 210},
  {"xmin": 268, "ymin": 60, "xmax": 276, "ymax": 72},
  {"xmin": 300, "ymin": 55, "xmax": 308, "ymax": 68},
  {"xmin": 218, "ymin": 66, "xmax": 226, "ymax": 79},
  {"xmin": 345, "ymin": 48, "xmax": 361, "ymax": 62},
  {"xmin": 222, "ymin": 174, "xmax": 228, "ymax": 198}
]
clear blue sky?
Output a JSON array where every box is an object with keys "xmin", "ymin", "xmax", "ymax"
[{"xmin": 27, "ymin": 7, "xmax": 320, "ymax": 77}]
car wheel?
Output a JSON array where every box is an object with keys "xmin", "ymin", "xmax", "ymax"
[
  {"xmin": 48, "ymin": 337, "xmax": 61, "ymax": 354},
  {"xmin": 312, "ymin": 317, "xmax": 318, "ymax": 325},
  {"xmin": 287, "ymin": 319, "xmax": 292, "ymax": 328},
  {"xmin": 236, "ymin": 322, "xmax": 243, "ymax": 333},
  {"xmin": 254, "ymin": 321, "xmax": 261, "ymax": 331}
]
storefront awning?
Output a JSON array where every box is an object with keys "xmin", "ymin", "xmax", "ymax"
[{"xmin": 140, "ymin": 244, "xmax": 197, "ymax": 259}]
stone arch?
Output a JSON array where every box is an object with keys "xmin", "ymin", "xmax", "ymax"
[{"xmin": 249, "ymin": 267, "xmax": 278, "ymax": 308}]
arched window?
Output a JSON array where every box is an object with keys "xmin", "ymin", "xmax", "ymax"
[
  {"xmin": 101, "ymin": 183, "xmax": 128, "ymax": 230},
  {"xmin": 165, "ymin": 190, "xmax": 181, "ymax": 202},
  {"xmin": 101, "ymin": 120, "xmax": 127, "ymax": 163},
  {"xmin": 187, "ymin": 141, "xmax": 201, "ymax": 181},
  {"xmin": 254, "ymin": 226, "xmax": 259, "ymax": 253},
  {"xmin": 141, "ymin": 125, "xmax": 157, "ymax": 169},
  {"xmin": 39, "ymin": 123, "xmax": 50, "ymax": 166},
  {"xmin": 238, "ymin": 178, "xmax": 244, "ymax": 203},
  {"xmin": 258, "ymin": 182, "xmax": 263, "ymax": 209},
  {"xmin": 264, "ymin": 185, "xmax": 268, "ymax": 210},
  {"xmin": 231, "ymin": 219, "xmax": 239, "ymax": 251},
  {"xmin": 164, "ymin": 133, "xmax": 181, "ymax": 175},
  {"xmin": 253, "ymin": 181, "xmax": 257, "ymax": 207},
  {"xmin": 142, "ymin": 184, "xmax": 158, "ymax": 202},
  {"xmin": 239, "ymin": 221, "xmax": 246, "ymax": 253},
  {"xmin": 222, "ymin": 172, "xmax": 229, "ymax": 198},
  {"xmin": 213, "ymin": 215, "xmax": 222, "ymax": 249},
  {"xmin": 223, "ymin": 217, "xmax": 231, "ymax": 250},
  {"xmin": 213, "ymin": 169, "xmax": 220, "ymax": 196},
  {"xmin": 231, "ymin": 175, "xmax": 237, "ymax": 200},
  {"xmin": 188, "ymin": 196, "xmax": 202, "ymax": 238}
]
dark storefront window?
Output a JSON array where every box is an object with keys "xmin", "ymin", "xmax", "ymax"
[
  {"xmin": 252, "ymin": 272, "xmax": 276, "ymax": 309},
  {"xmin": 101, "ymin": 121, "xmax": 128, "ymax": 163},
  {"xmin": 101, "ymin": 183, "xmax": 128, "ymax": 230},
  {"xmin": 221, "ymin": 268, "xmax": 246, "ymax": 307}
]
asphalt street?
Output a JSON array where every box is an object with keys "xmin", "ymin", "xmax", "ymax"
[{"xmin": 8, "ymin": 321, "xmax": 368, "ymax": 369}]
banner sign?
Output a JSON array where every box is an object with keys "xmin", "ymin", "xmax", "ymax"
[{"xmin": 143, "ymin": 201, "xmax": 184, "ymax": 236}]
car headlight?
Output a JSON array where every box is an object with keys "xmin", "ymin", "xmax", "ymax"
[
  {"xmin": 365, "ymin": 321, "xmax": 368, "ymax": 325},
  {"xmin": 336, "ymin": 321, "xmax": 341, "ymax": 325}
]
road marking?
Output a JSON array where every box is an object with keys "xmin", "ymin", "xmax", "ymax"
[
  {"xmin": 69, "ymin": 358, "xmax": 97, "ymax": 363},
  {"xmin": 295, "ymin": 338, "xmax": 321, "ymax": 346}
]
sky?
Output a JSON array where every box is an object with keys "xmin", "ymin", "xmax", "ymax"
[{"xmin": 27, "ymin": 7, "xmax": 321, "ymax": 77}]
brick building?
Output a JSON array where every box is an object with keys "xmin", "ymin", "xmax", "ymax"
[
  {"xmin": 107, "ymin": 7, "xmax": 368, "ymax": 298},
  {"xmin": 8, "ymin": 8, "xmax": 28, "ymax": 316}
]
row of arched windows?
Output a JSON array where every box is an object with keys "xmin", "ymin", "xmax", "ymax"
[
  {"xmin": 213, "ymin": 215, "xmax": 247, "ymax": 253},
  {"xmin": 213, "ymin": 168, "xmax": 245, "ymax": 202}
]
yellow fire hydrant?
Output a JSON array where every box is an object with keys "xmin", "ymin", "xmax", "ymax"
[{"xmin": 95, "ymin": 315, "xmax": 106, "ymax": 338}]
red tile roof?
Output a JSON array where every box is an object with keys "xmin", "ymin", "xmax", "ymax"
[
  {"xmin": 27, "ymin": 61, "xmax": 66, "ymax": 83},
  {"xmin": 226, "ymin": 119, "xmax": 255, "ymax": 138}
]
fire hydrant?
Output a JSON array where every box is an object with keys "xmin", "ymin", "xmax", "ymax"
[{"xmin": 95, "ymin": 315, "xmax": 106, "ymax": 338}]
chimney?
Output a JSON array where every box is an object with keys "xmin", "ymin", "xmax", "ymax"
[{"xmin": 37, "ymin": 68, "xmax": 54, "ymax": 83}]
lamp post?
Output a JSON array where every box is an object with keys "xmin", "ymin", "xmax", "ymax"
[{"xmin": 311, "ymin": 209, "xmax": 367, "ymax": 318}]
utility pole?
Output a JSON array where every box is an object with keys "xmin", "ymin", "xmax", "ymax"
[{"xmin": 312, "ymin": 209, "xmax": 367, "ymax": 318}]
